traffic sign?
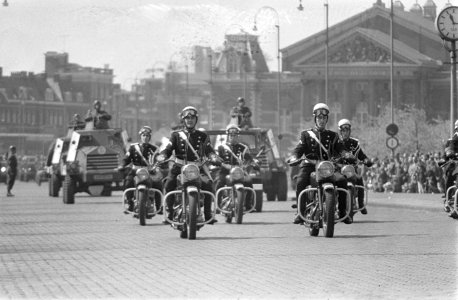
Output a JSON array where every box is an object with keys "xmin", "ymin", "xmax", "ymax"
[
  {"xmin": 386, "ymin": 123, "xmax": 399, "ymax": 136},
  {"xmin": 386, "ymin": 136, "xmax": 399, "ymax": 149}
]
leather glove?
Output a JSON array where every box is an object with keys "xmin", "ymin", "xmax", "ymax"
[
  {"xmin": 287, "ymin": 155, "xmax": 301, "ymax": 166},
  {"xmin": 364, "ymin": 159, "xmax": 373, "ymax": 168},
  {"xmin": 210, "ymin": 154, "xmax": 222, "ymax": 166},
  {"xmin": 222, "ymin": 163, "xmax": 231, "ymax": 170}
]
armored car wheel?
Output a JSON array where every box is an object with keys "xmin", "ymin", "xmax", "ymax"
[
  {"xmin": 49, "ymin": 174, "xmax": 60, "ymax": 197},
  {"xmin": 63, "ymin": 175, "xmax": 76, "ymax": 204},
  {"xmin": 255, "ymin": 190, "xmax": 263, "ymax": 212},
  {"xmin": 276, "ymin": 172, "xmax": 288, "ymax": 201}
]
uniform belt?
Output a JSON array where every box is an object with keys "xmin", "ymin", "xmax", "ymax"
[{"xmin": 175, "ymin": 158, "xmax": 200, "ymax": 166}]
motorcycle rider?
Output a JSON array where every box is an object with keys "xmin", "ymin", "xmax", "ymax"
[
  {"xmin": 230, "ymin": 97, "xmax": 253, "ymax": 130},
  {"xmin": 337, "ymin": 118, "xmax": 373, "ymax": 215},
  {"xmin": 85, "ymin": 100, "xmax": 112, "ymax": 129},
  {"xmin": 157, "ymin": 106, "xmax": 221, "ymax": 225},
  {"xmin": 287, "ymin": 103, "xmax": 350, "ymax": 224},
  {"xmin": 441, "ymin": 120, "xmax": 458, "ymax": 205},
  {"xmin": 118, "ymin": 126, "xmax": 162, "ymax": 213},
  {"xmin": 215, "ymin": 124, "xmax": 257, "ymax": 210}
]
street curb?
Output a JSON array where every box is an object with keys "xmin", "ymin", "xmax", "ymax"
[{"xmin": 369, "ymin": 201, "xmax": 443, "ymax": 212}]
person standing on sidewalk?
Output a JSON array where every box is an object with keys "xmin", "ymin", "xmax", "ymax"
[{"xmin": 6, "ymin": 145, "xmax": 18, "ymax": 197}]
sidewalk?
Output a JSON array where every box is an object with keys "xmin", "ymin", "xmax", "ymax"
[{"xmin": 367, "ymin": 191, "xmax": 444, "ymax": 212}]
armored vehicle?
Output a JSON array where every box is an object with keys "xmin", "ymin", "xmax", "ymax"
[
  {"xmin": 206, "ymin": 128, "xmax": 288, "ymax": 212},
  {"xmin": 49, "ymin": 127, "xmax": 129, "ymax": 204}
]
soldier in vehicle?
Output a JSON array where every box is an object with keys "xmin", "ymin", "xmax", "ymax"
[
  {"xmin": 337, "ymin": 118, "xmax": 373, "ymax": 215},
  {"xmin": 118, "ymin": 126, "xmax": 162, "ymax": 213},
  {"xmin": 69, "ymin": 114, "xmax": 86, "ymax": 131},
  {"xmin": 157, "ymin": 106, "xmax": 221, "ymax": 224},
  {"xmin": 287, "ymin": 103, "xmax": 350, "ymax": 224},
  {"xmin": 230, "ymin": 97, "xmax": 253, "ymax": 130},
  {"xmin": 214, "ymin": 124, "xmax": 257, "ymax": 210},
  {"xmin": 85, "ymin": 100, "xmax": 112, "ymax": 129}
]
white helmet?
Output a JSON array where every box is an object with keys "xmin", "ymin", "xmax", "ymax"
[
  {"xmin": 338, "ymin": 119, "xmax": 351, "ymax": 129},
  {"xmin": 313, "ymin": 103, "xmax": 330, "ymax": 116},
  {"xmin": 180, "ymin": 106, "xmax": 199, "ymax": 119},
  {"xmin": 138, "ymin": 126, "xmax": 152, "ymax": 136},
  {"xmin": 226, "ymin": 124, "xmax": 241, "ymax": 134}
]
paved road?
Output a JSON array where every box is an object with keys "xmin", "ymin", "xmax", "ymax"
[{"xmin": 0, "ymin": 181, "xmax": 457, "ymax": 299}]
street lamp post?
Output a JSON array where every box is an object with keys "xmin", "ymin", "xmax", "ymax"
[
  {"xmin": 253, "ymin": 6, "xmax": 281, "ymax": 137},
  {"xmin": 324, "ymin": 1, "xmax": 329, "ymax": 103}
]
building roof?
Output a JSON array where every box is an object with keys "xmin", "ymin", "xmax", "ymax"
[{"xmin": 282, "ymin": 1, "xmax": 445, "ymax": 70}]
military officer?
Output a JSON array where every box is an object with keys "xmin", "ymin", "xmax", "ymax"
[
  {"xmin": 157, "ymin": 106, "xmax": 221, "ymax": 224},
  {"xmin": 337, "ymin": 118, "xmax": 373, "ymax": 215},
  {"xmin": 119, "ymin": 126, "xmax": 162, "ymax": 212},
  {"xmin": 215, "ymin": 124, "xmax": 256, "ymax": 210},
  {"xmin": 85, "ymin": 100, "xmax": 112, "ymax": 129},
  {"xmin": 287, "ymin": 103, "xmax": 350, "ymax": 224}
]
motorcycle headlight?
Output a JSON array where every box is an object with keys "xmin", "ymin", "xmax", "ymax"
[
  {"xmin": 341, "ymin": 165, "xmax": 356, "ymax": 179},
  {"xmin": 136, "ymin": 168, "xmax": 150, "ymax": 182},
  {"xmin": 316, "ymin": 161, "xmax": 334, "ymax": 180},
  {"xmin": 0, "ymin": 167, "xmax": 5, "ymax": 173},
  {"xmin": 230, "ymin": 166, "xmax": 244, "ymax": 181},
  {"xmin": 182, "ymin": 164, "xmax": 200, "ymax": 181}
]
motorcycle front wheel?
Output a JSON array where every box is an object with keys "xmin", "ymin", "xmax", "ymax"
[
  {"xmin": 187, "ymin": 192, "xmax": 198, "ymax": 240},
  {"xmin": 235, "ymin": 189, "xmax": 245, "ymax": 224},
  {"xmin": 322, "ymin": 189, "xmax": 336, "ymax": 238},
  {"xmin": 138, "ymin": 189, "xmax": 148, "ymax": 226}
]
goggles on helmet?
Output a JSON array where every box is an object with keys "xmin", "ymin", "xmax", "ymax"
[
  {"xmin": 314, "ymin": 108, "xmax": 329, "ymax": 116},
  {"xmin": 227, "ymin": 129, "xmax": 239, "ymax": 135},
  {"xmin": 181, "ymin": 109, "xmax": 198, "ymax": 119},
  {"xmin": 340, "ymin": 125, "xmax": 351, "ymax": 131}
]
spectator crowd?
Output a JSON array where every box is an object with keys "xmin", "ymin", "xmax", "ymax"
[{"xmin": 363, "ymin": 151, "xmax": 444, "ymax": 194}]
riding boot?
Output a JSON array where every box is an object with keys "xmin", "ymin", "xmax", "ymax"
[
  {"xmin": 338, "ymin": 191, "xmax": 352, "ymax": 224},
  {"xmin": 163, "ymin": 198, "xmax": 174, "ymax": 224},
  {"xmin": 204, "ymin": 196, "xmax": 217, "ymax": 224},
  {"xmin": 357, "ymin": 189, "xmax": 367, "ymax": 215}
]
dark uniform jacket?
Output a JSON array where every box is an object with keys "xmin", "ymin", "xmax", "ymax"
[
  {"xmin": 292, "ymin": 128, "xmax": 344, "ymax": 161},
  {"xmin": 85, "ymin": 109, "xmax": 111, "ymax": 129},
  {"xmin": 230, "ymin": 106, "xmax": 253, "ymax": 128},
  {"xmin": 122, "ymin": 143, "xmax": 158, "ymax": 167},
  {"xmin": 7, "ymin": 154, "xmax": 17, "ymax": 176},
  {"xmin": 341, "ymin": 137, "xmax": 368, "ymax": 161},
  {"xmin": 444, "ymin": 136, "xmax": 458, "ymax": 158},
  {"xmin": 217, "ymin": 142, "xmax": 252, "ymax": 165},
  {"xmin": 161, "ymin": 129, "xmax": 215, "ymax": 162}
]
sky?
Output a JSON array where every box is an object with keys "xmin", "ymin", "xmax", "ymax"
[{"xmin": 0, "ymin": 0, "xmax": 454, "ymax": 88}]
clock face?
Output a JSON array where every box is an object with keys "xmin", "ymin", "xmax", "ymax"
[{"xmin": 437, "ymin": 6, "xmax": 458, "ymax": 41}]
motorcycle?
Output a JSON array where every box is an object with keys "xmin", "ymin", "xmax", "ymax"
[
  {"xmin": 215, "ymin": 155, "xmax": 258, "ymax": 224},
  {"xmin": 288, "ymin": 155, "xmax": 351, "ymax": 238},
  {"xmin": 120, "ymin": 160, "xmax": 165, "ymax": 226},
  {"xmin": 337, "ymin": 153, "xmax": 369, "ymax": 220},
  {"xmin": 440, "ymin": 157, "xmax": 458, "ymax": 219},
  {"xmin": 163, "ymin": 159, "xmax": 217, "ymax": 240}
]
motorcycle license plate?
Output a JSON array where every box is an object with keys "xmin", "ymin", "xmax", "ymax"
[{"xmin": 93, "ymin": 174, "xmax": 113, "ymax": 181}]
